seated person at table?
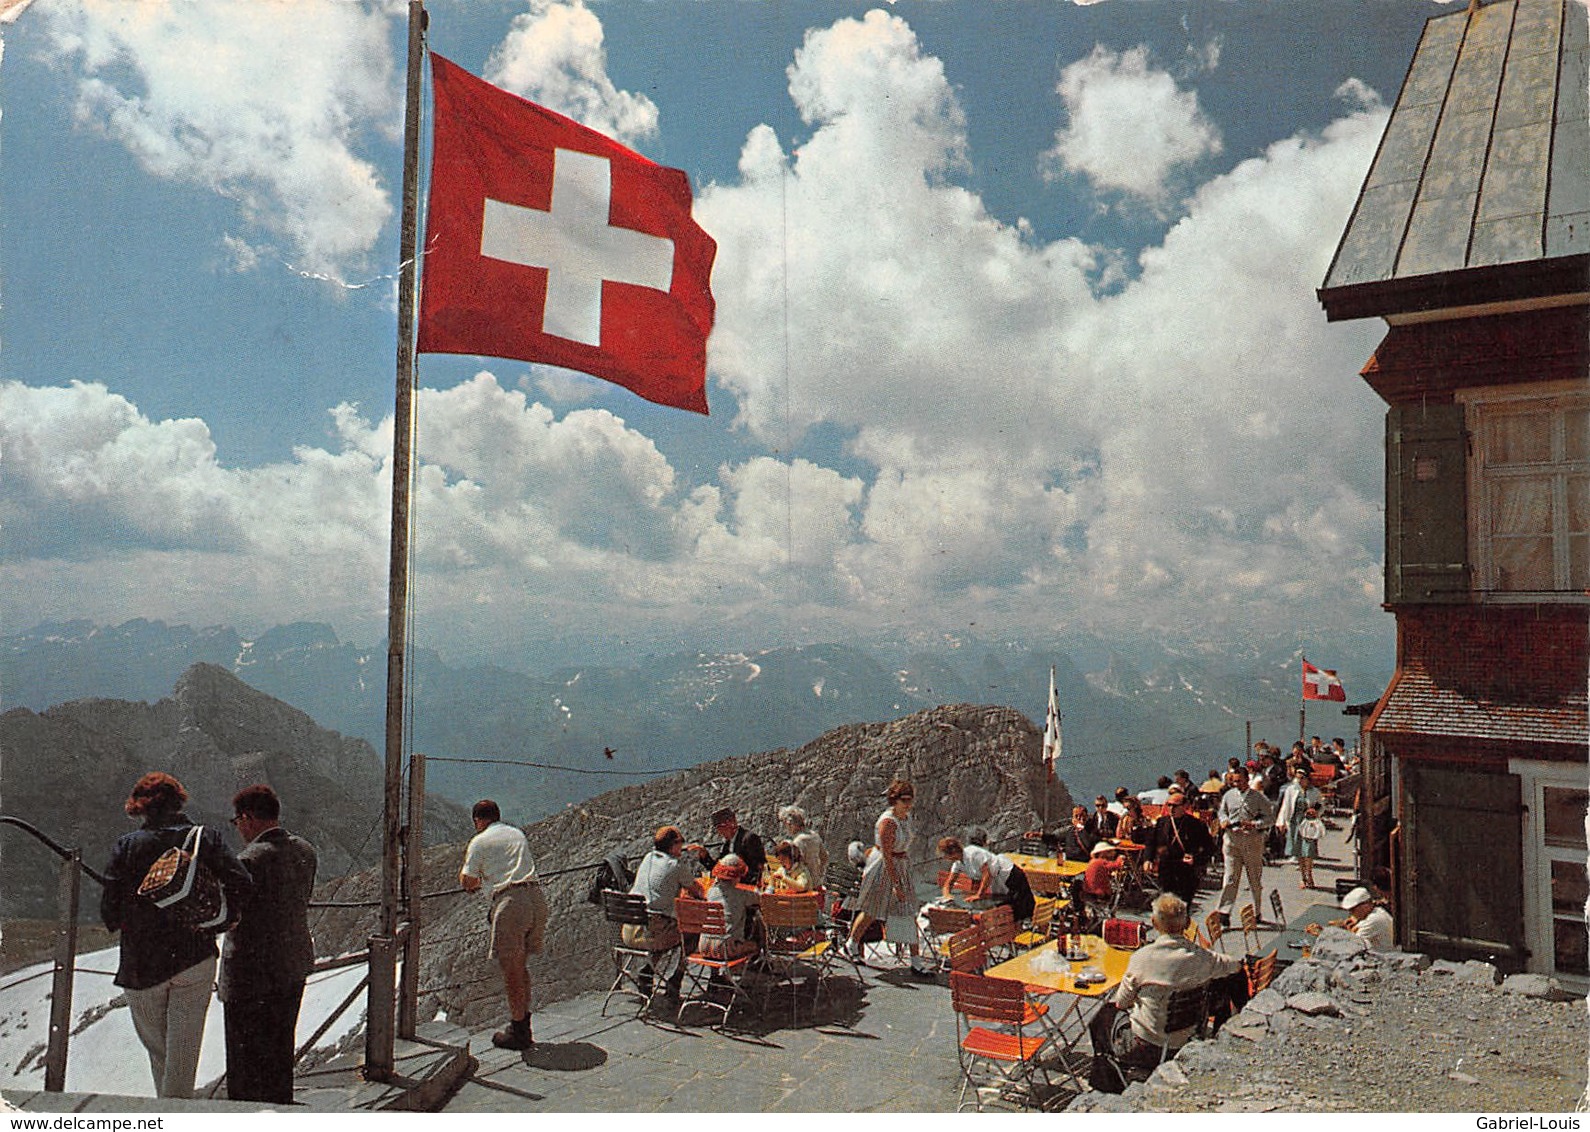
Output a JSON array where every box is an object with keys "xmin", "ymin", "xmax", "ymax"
[
  {"xmin": 1089, "ymin": 894, "xmax": 1245, "ymax": 1092},
  {"xmin": 1065, "ymin": 804, "xmax": 1097, "ymax": 858},
  {"xmin": 627, "ymin": 825, "xmax": 701, "ymax": 999},
  {"xmin": 768, "ymin": 840, "xmax": 813, "ymax": 892},
  {"xmin": 1086, "ymin": 796, "xmax": 1118, "ymax": 843},
  {"xmin": 695, "ymin": 807, "xmax": 767, "ymax": 893},
  {"xmin": 699, "ymin": 854, "xmax": 761, "ymax": 960},
  {"xmin": 1082, "ymin": 842, "xmax": 1125, "ymax": 900},
  {"xmin": 1340, "ymin": 886, "xmax": 1398, "ymax": 952},
  {"xmin": 936, "ymin": 836, "xmax": 1035, "ymax": 922},
  {"xmin": 777, "ymin": 805, "xmax": 828, "ymax": 889}
]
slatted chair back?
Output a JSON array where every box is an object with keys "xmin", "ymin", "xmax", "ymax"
[
  {"xmin": 1154, "ymin": 982, "xmax": 1210, "ymax": 1062},
  {"xmin": 1238, "ymin": 902, "xmax": 1261, "ymax": 954},
  {"xmin": 597, "ymin": 889, "xmax": 657, "ymax": 1017},
  {"xmin": 1018, "ymin": 834, "xmax": 1049, "ymax": 856},
  {"xmin": 760, "ymin": 890, "xmax": 821, "ymax": 932},
  {"xmin": 978, "ymin": 903, "xmax": 1018, "ymax": 961},
  {"xmin": 1310, "ymin": 764, "xmax": 1338, "ymax": 789},
  {"xmin": 601, "ymin": 889, "xmax": 650, "ymax": 927},
  {"xmin": 1269, "ymin": 890, "xmax": 1286, "ymax": 927},
  {"xmin": 1025, "ymin": 868, "xmax": 1069, "ymax": 898},
  {"xmin": 926, "ymin": 903, "xmax": 976, "ymax": 937},
  {"xmin": 946, "ymin": 924, "xmax": 987, "ymax": 974},
  {"xmin": 1246, "ymin": 949, "xmax": 1278, "ymax": 996},
  {"xmin": 1204, "ymin": 909, "xmax": 1226, "ymax": 953},
  {"xmin": 1015, "ymin": 897, "xmax": 1061, "ymax": 949},
  {"xmin": 675, "ymin": 895, "xmax": 729, "ymax": 938},
  {"xmin": 949, "ymin": 970, "xmax": 1026, "ymax": 1026}
]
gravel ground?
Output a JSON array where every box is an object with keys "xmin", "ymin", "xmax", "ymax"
[{"xmin": 1071, "ymin": 932, "xmax": 1589, "ymax": 1114}]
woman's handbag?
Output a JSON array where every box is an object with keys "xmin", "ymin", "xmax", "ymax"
[{"xmin": 136, "ymin": 825, "xmax": 229, "ymax": 932}]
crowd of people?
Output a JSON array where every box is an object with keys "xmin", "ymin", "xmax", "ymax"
[{"xmin": 95, "ymin": 743, "xmax": 1384, "ymax": 1101}]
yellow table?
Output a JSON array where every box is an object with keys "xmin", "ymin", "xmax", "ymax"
[
  {"xmin": 1004, "ymin": 853, "xmax": 1085, "ymax": 899},
  {"xmin": 985, "ymin": 935, "xmax": 1134, "ymax": 1090}
]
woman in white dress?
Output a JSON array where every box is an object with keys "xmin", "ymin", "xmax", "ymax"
[{"xmin": 847, "ymin": 779, "xmax": 922, "ymax": 966}]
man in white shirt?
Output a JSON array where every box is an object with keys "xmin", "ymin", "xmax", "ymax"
[
  {"xmin": 1341, "ymin": 886, "xmax": 1398, "ymax": 952},
  {"xmin": 1216, "ymin": 768, "xmax": 1275, "ymax": 927},
  {"xmin": 460, "ymin": 799, "xmax": 546, "ymax": 1050}
]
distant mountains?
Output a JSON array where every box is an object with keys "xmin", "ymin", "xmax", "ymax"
[
  {"xmin": 0, "ymin": 618, "xmax": 1387, "ymax": 825},
  {"xmin": 0, "ymin": 662, "xmax": 472, "ymax": 919}
]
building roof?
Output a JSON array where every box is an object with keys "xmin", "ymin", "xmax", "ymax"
[
  {"xmin": 1319, "ymin": 0, "xmax": 1590, "ymax": 321},
  {"xmin": 1369, "ymin": 662, "xmax": 1589, "ymax": 746}
]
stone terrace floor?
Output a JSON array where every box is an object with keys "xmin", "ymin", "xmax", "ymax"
[{"xmin": 443, "ymin": 822, "xmax": 1364, "ymax": 1113}]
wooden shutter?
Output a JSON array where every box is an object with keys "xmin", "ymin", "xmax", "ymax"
[{"xmin": 1385, "ymin": 403, "xmax": 1470, "ymax": 603}]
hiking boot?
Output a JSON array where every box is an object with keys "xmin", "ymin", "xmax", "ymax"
[{"xmin": 491, "ymin": 1017, "xmax": 533, "ymax": 1050}]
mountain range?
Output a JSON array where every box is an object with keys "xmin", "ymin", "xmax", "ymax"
[{"xmin": 0, "ymin": 618, "xmax": 1388, "ymax": 825}]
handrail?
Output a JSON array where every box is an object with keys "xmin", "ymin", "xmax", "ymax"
[{"xmin": 0, "ymin": 816, "xmax": 108, "ymax": 886}]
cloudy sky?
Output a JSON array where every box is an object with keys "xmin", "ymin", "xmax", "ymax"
[{"xmin": 0, "ymin": 0, "xmax": 1452, "ymax": 674}]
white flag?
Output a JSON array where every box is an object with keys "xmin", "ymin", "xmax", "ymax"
[{"xmin": 1042, "ymin": 666, "xmax": 1061, "ymax": 782}]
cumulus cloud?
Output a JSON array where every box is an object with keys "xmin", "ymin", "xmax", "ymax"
[
  {"xmin": 3, "ymin": 3, "xmax": 1401, "ymax": 659},
  {"xmin": 483, "ymin": 0, "xmax": 658, "ymax": 146},
  {"xmin": 36, "ymin": 0, "xmax": 396, "ymax": 279},
  {"xmin": 1040, "ymin": 44, "xmax": 1222, "ymax": 203}
]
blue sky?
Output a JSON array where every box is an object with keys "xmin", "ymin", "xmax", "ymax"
[{"xmin": 0, "ymin": 0, "xmax": 1452, "ymax": 679}]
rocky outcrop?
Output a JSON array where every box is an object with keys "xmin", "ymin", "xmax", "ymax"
[
  {"xmin": 0, "ymin": 664, "xmax": 471, "ymax": 918},
  {"xmin": 311, "ymin": 702, "xmax": 1070, "ymax": 1030}
]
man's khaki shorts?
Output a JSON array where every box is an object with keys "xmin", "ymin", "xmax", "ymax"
[{"xmin": 490, "ymin": 882, "xmax": 548, "ymax": 964}]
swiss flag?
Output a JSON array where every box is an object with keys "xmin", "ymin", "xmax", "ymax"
[
  {"xmin": 417, "ymin": 54, "xmax": 716, "ymax": 414},
  {"xmin": 1301, "ymin": 659, "xmax": 1346, "ymax": 702}
]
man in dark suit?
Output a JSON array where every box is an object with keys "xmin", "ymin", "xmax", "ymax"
[
  {"xmin": 220, "ymin": 784, "xmax": 318, "ymax": 1104},
  {"xmin": 695, "ymin": 807, "xmax": 768, "ymax": 884}
]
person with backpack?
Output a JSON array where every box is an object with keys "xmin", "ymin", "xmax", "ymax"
[{"xmin": 101, "ymin": 772, "xmax": 252, "ymax": 1099}]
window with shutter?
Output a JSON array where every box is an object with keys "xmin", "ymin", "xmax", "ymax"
[{"xmin": 1385, "ymin": 403, "xmax": 1470, "ymax": 604}]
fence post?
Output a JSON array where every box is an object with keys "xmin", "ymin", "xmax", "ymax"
[
  {"xmin": 44, "ymin": 849, "xmax": 81, "ymax": 1092},
  {"xmin": 398, "ymin": 753, "xmax": 426, "ymax": 1039},
  {"xmin": 365, "ymin": 934, "xmax": 397, "ymax": 1081}
]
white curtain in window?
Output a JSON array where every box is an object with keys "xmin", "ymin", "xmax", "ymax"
[{"xmin": 1492, "ymin": 476, "xmax": 1553, "ymax": 590}]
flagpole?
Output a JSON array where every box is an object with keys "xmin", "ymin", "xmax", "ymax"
[{"xmin": 371, "ymin": 0, "xmax": 426, "ymax": 1082}]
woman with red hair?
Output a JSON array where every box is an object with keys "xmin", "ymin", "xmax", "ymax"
[{"xmin": 101, "ymin": 772, "xmax": 251, "ymax": 1098}]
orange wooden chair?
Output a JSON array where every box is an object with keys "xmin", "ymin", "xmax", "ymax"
[
  {"xmin": 759, "ymin": 891, "xmax": 832, "ymax": 1019},
  {"xmin": 1205, "ymin": 909, "xmax": 1227, "ymax": 953},
  {"xmin": 948, "ymin": 971, "xmax": 1055, "ymax": 1111},
  {"xmin": 674, "ymin": 896, "xmax": 756, "ymax": 1028},
  {"xmin": 1245, "ymin": 949, "xmax": 1279, "ymax": 996},
  {"xmin": 978, "ymin": 903, "xmax": 1019, "ymax": 963},
  {"xmin": 923, "ymin": 903, "xmax": 977, "ymax": 970}
]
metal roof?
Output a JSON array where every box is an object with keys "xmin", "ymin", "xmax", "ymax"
[{"xmin": 1319, "ymin": 0, "xmax": 1590, "ymax": 320}]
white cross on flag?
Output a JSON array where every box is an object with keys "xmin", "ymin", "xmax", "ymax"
[
  {"xmin": 1301, "ymin": 659, "xmax": 1346, "ymax": 702},
  {"xmin": 417, "ymin": 54, "xmax": 716, "ymax": 414}
]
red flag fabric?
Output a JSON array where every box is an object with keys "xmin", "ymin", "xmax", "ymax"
[
  {"xmin": 418, "ymin": 54, "xmax": 716, "ymax": 414},
  {"xmin": 1301, "ymin": 659, "xmax": 1346, "ymax": 702}
]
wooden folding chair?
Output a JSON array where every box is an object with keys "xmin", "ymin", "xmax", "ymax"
[
  {"xmin": 759, "ymin": 891, "xmax": 832, "ymax": 1020},
  {"xmin": 1269, "ymin": 889, "xmax": 1286, "ymax": 928},
  {"xmin": 978, "ymin": 903, "xmax": 1019, "ymax": 964},
  {"xmin": 674, "ymin": 896, "xmax": 756, "ymax": 1028},
  {"xmin": 946, "ymin": 924, "xmax": 987, "ymax": 974},
  {"xmin": 1015, "ymin": 897, "xmax": 1063, "ymax": 949},
  {"xmin": 923, "ymin": 904, "xmax": 977, "ymax": 970},
  {"xmin": 1018, "ymin": 833, "xmax": 1049, "ymax": 856},
  {"xmin": 948, "ymin": 971, "xmax": 1055, "ymax": 1111},
  {"xmin": 1238, "ymin": 902, "xmax": 1261, "ymax": 955},
  {"xmin": 1204, "ymin": 909, "xmax": 1227, "ymax": 954},
  {"xmin": 598, "ymin": 890, "xmax": 661, "ymax": 1017},
  {"xmin": 1245, "ymin": 949, "xmax": 1279, "ymax": 996}
]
